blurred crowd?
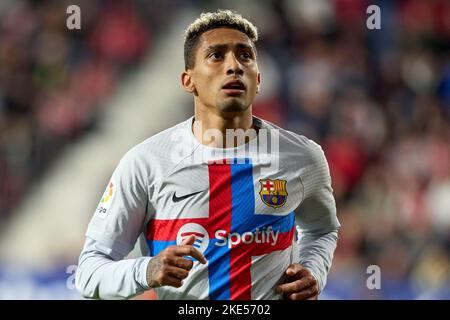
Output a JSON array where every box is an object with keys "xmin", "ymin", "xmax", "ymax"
[
  {"xmin": 0, "ymin": 0, "xmax": 182, "ymax": 220},
  {"xmin": 0, "ymin": 0, "xmax": 449, "ymax": 299}
]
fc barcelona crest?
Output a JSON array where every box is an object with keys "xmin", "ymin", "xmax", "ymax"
[{"xmin": 259, "ymin": 179, "xmax": 288, "ymax": 208}]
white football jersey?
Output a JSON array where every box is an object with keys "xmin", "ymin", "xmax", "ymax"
[{"xmin": 81, "ymin": 116, "xmax": 340, "ymax": 300}]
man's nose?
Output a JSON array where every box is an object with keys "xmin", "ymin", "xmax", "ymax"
[{"xmin": 226, "ymin": 53, "xmax": 243, "ymax": 76}]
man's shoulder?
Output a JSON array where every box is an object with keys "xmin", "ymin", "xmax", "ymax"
[
  {"xmin": 259, "ymin": 117, "xmax": 323, "ymax": 156},
  {"xmin": 127, "ymin": 117, "xmax": 192, "ymax": 156},
  {"xmin": 117, "ymin": 117, "xmax": 193, "ymax": 174}
]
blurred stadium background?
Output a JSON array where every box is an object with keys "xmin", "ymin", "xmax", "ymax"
[{"xmin": 0, "ymin": 0, "xmax": 449, "ymax": 299}]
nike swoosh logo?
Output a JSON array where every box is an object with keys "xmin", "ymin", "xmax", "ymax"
[{"xmin": 172, "ymin": 190, "xmax": 204, "ymax": 203}]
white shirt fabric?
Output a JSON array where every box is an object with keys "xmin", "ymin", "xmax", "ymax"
[{"xmin": 75, "ymin": 116, "xmax": 340, "ymax": 300}]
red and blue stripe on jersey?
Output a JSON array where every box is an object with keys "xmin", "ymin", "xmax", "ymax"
[{"xmin": 146, "ymin": 159, "xmax": 295, "ymax": 300}]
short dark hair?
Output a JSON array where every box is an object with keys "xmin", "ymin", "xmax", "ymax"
[{"xmin": 183, "ymin": 9, "xmax": 259, "ymax": 70}]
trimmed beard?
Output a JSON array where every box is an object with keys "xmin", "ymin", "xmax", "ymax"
[{"xmin": 216, "ymin": 97, "xmax": 249, "ymax": 113}]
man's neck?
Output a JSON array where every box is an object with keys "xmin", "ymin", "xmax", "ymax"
[{"xmin": 193, "ymin": 106, "xmax": 257, "ymax": 148}]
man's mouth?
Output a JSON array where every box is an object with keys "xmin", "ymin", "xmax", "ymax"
[{"xmin": 222, "ymin": 80, "xmax": 246, "ymax": 95}]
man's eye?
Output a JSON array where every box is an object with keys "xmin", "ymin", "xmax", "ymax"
[
  {"xmin": 240, "ymin": 52, "xmax": 251, "ymax": 60},
  {"xmin": 210, "ymin": 52, "xmax": 222, "ymax": 60}
]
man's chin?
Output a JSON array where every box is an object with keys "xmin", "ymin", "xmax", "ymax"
[{"xmin": 217, "ymin": 98, "xmax": 249, "ymax": 114}]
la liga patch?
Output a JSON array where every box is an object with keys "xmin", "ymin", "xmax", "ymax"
[{"xmin": 95, "ymin": 178, "xmax": 115, "ymax": 219}]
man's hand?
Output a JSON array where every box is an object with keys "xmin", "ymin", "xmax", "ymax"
[
  {"xmin": 276, "ymin": 263, "xmax": 319, "ymax": 300},
  {"xmin": 146, "ymin": 235, "xmax": 207, "ymax": 288}
]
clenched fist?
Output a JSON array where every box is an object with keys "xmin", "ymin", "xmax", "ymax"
[
  {"xmin": 146, "ymin": 235, "xmax": 207, "ymax": 288},
  {"xmin": 276, "ymin": 263, "xmax": 319, "ymax": 300}
]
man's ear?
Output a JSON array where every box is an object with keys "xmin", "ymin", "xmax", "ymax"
[
  {"xmin": 181, "ymin": 70, "xmax": 196, "ymax": 94},
  {"xmin": 256, "ymin": 72, "xmax": 261, "ymax": 93}
]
